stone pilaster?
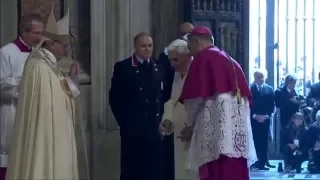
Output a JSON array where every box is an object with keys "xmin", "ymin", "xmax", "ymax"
[
  {"xmin": 91, "ymin": 0, "xmax": 151, "ymax": 131},
  {"xmin": 0, "ymin": 0, "xmax": 17, "ymax": 46},
  {"xmin": 90, "ymin": 0, "xmax": 151, "ymax": 179},
  {"xmin": 150, "ymin": 0, "xmax": 184, "ymax": 56}
]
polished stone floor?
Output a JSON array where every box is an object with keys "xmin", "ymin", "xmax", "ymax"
[{"xmin": 250, "ymin": 160, "xmax": 320, "ymax": 179}]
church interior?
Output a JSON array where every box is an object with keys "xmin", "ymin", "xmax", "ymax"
[{"xmin": 1, "ymin": 0, "xmax": 320, "ymax": 179}]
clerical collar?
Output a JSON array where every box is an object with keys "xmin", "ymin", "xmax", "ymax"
[
  {"xmin": 135, "ymin": 55, "xmax": 150, "ymax": 64},
  {"xmin": 12, "ymin": 37, "xmax": 32, "ymax": 52}
]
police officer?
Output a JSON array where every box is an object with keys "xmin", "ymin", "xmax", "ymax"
[{"xmin": 109, "ymin": 32, "xmax": 171, "ymax": 180}]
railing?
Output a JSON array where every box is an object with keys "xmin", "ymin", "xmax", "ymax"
[{"xmin": 250, "ymin": 0, "xmax": 319, "ymax": 96}]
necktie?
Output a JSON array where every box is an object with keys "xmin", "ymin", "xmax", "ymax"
[{"xmin": 257, "ymin": 86, "xmax": 261, "ymax": 92}]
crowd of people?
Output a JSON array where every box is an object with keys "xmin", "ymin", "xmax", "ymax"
[
  {"xmin": 1, "ymin": 5, "xmax": 320, "ymax": 180},
  {"xmin": 251, "ymin": 69, "xmax": 320, "ymax": 174}
]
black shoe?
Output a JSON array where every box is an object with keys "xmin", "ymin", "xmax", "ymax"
[
  {"xmin": 266, "ymin": 162, "xmax": 276, "ymax": 168},
  {"xmin": 278, "ymin": 162, "xmax": 284, "ymax": 172},
  {"xmin": 258, "ymin": 166, "xmax": 270, "ymax": 170}
]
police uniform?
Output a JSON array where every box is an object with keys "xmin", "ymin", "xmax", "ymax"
[{"xmin": 109, "ymin": 55, "xmax": 170, "ymax": 180}]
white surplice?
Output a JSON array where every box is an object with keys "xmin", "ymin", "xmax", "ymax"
[
  {"xmin": 0, "ymin": 40, "xmax": 30, "ymax": 168},
  {"xmin": 183, "ymin": 94, "xmax": 257, "ymax": 171},
  {"xmin": 162, "ymin": 72, "xmax": 199, "ymax": 180}
]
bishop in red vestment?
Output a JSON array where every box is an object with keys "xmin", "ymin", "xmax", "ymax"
[{"xmin": 179, "ymin": 26, "xmax": 257, "ymax": 180}]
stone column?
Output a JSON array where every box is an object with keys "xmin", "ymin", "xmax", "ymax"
[
  {"xmin": 150, "ymin": 0, "xmax": 184, "ymax": 56},
  {"xmin": 90, "ymin": 0, "xmax": 151, "ymax": 179},
  {"xmin": 0, "ymin": 0, "xmax": 17, "ymax": 46},
  {"xmin": 91, "ymin": 0, "xmax": 151, "ymax": 131}
]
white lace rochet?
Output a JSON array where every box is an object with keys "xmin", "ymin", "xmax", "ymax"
[{"xmin": 184, "ymin": 93, "xmax": 257, "ymax": 171}]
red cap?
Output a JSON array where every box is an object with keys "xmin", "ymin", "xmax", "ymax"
[{"xmin": 190, "ymin": 26, "xmax": 213, "ymax": 36}]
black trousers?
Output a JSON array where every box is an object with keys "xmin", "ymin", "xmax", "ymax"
[
  {"xmin": 120, "ymin": 136, "xmax": 164, "ymax": 180},
  {"xmin": 252, "ymin": 120, "xmax": 269, "ymax": 168},
  {"xmin": 282, "ymin": 144, "xmax": 306, "ymax": 166},
  {"xmin": 163, "ymin": 133, "xmax": 175, "ymax": 180}
]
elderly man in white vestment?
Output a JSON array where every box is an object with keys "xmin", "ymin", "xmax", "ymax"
[
  {"xmin": 0, "ymin": 14, "xmax": 44, "ymax": 180},
  {"xmin": 5, "ymin": 7, "xmax": 87, "ymax": 180},
  {"xmin": 160, "ymin": 39, "xmax": 198, "ymax": 180}
]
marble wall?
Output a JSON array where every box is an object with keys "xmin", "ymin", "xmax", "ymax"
[
  {"xmin": 0, "ymin": 0, "xmax": 17, "ymax": 46},
  {"xmin": 21, "ymin": 0, "xmax": 61, "ymax": 21}
]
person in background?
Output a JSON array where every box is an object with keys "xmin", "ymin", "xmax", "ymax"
[
  {"xmin": 0, "ymin": 13, "xmax": 44, "ymax": 180},
  {"xmin": 307, "ymin": 72, "xmax": 320, "ymax": 122},
  {"xmin": 307, "ymin": 110, "xmax": 320, "ymax": 174},
  {"xmin": 109, "ymin": 32, "xmax": 170, "ymax": 180},
  {"xmin": 281, "ymin": 112, "xmax": 308, "ymax": 173},
  {"xmin": 250, "ymin": 69, "xmax": 275, "ymax": 170},
  {"xmin": 274, "ymin": 74, "xmax": 300, "ymax": 129}
]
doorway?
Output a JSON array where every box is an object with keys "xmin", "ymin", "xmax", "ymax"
[{"xmin": 249, "ymin": 0, "xmax": 320, "ymax": 158}]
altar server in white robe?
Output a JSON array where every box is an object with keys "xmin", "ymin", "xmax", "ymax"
[
  {"xmin": 6, "ymin": 6, "xmax": 87, "ymax": 180},
  {"xmin": 160, "ymin": 39, "xmax": 198, "ymax": 179},
  {"xmin": 0, "ymin": 13, "xmax": 44, "ymax": 180}
]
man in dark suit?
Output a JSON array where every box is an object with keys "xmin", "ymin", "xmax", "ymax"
[
  {"xmin": 109, "ymin": 32, "xmax": 171, "ymax": 180},
  {"xmin": 307, "ymin": 72, "xmax": 320, "ymax": 121},
  {"xmin": 157, "ymin": 22, "xmax": 194, "ymax": 180},
  {"xmin": 250, "ymin": 69, "xmax": 275, "ymax": 170},
  {"xmin": 274, "ymin": 74, "xmax": 300, "ymax": 157},
  {"xmin": 274, "ymin": 74, "xmax": 300, "ymax": 128}
]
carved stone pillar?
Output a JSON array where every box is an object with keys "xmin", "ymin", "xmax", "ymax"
[
  {"xmin": 91, "ymin": 0, "xmax": 151, "ymax": 131},
  {"xmin": 150, "ymin": 0, "xmax": 184, "ymax": 56},
  {"xmin": 0, "ymin": 0, "xmax": 17, "ymax": 46},
  {"xmin": 91, "ymin": 0, "xmax": 151, "ymax": 179}
]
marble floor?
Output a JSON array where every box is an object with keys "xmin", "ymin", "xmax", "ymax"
[{"xmin": 250, "ymin": 160, "xmax": 320, "ymax": 179}]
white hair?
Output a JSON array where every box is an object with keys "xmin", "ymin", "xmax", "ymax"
[
  {"xmin": 167, "ymin": 39, "xmax": 190, "ymax": 54},
  {"xmin": 253, "ymin": 68, "xmax": 268, "ymax": 78},
  {"xmin": 316, "ymin": 110, "xmax": 320, "ymax": 121}
]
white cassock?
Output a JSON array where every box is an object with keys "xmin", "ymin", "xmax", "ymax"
[
  {"xmin": 0, "ymin": 38, "xmax": 31, "ymax": 168},
  {"xmin": 162, "ymin": 71, "xmax": 199, "ymax": 180}
]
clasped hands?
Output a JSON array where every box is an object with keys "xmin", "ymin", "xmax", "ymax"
[
  {"xmin": 253, "ymin": 114, "xmax": 269, "ymax": 123},
  {"xmin": 68, "ymin": 63, "xmax": 81, "ymax": 79}
]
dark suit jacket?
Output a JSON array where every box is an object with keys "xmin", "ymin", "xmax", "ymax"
[
  {"xmin": 109, "ymin": 56, "xmax": 171, "ymax": 138},
  {"xmin": 274, "ymin": 85, "xmax": 300, "ymax": 127},
  {"xmin": 307, "ymin": 82, "xmax": 320, "ymax": 105},
  {"xmin": 250, "ymin": 83, "xmax": 275, "ymax": 120}
]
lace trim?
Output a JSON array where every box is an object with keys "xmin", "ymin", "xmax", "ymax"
[{"xmin": 186, "ymin": 94, "xmax": 257, "ymax": 170}]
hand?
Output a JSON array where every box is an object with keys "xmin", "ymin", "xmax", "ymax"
[
  {"xmin": 177, "ymin": 124, "xmax": 193, "ymax": 142},
  {"xmin": 288, "ymin": 143, "xmax": 297, "ymax": 150},
  {"xmin": 159, "ymin": 119, "xmax": 174, "ymax": 135},
  {"xmin": 253, "ymin": 114, "xmax": 265, "ymax": 122},
  {"xmin": 314, "ymin": 142, "xmax": 320, "ymax": 151},
  {"xmin": 290, "ymin": 97, "xmax": 300, "ymax": 104},
  {"xmin": 69, "ymin": 63, "xmax": 80, "ymax": 79}
]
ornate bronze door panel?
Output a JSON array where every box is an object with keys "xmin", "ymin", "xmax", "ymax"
[{"xmin": 184, "ymin": 0, "xmax": 249, "ymax": 76}]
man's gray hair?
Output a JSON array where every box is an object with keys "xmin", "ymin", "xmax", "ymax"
[
  {"xmin": 167, "ymin": 39, "xmax": 190, "ymax": 54},
  {"xmin": 316, "ymin": 110, "xmax": 320, "ymax": 121},
  {"xmin": 19, "ymin": 13, "xmax": 43, "ymax": 35},
  {"xmin": 253, "ymin": 68, "xmax": 268, "ymax": 78},
  {"xmin": 284, "ymin": 73, "xmax": 298, "ymax": 85}
]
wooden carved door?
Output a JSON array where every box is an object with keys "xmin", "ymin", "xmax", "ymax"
[{"xmin": 184, "ymin": 0, "xmax": 250, "ymax": 77}]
